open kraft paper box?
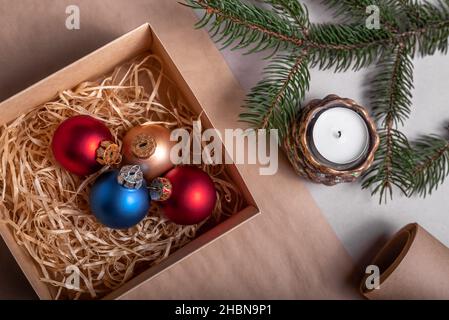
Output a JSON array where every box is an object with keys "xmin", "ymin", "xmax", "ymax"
[{"xmin": 0, "ymin": 23, "xmax": 259, "ymax": 300}]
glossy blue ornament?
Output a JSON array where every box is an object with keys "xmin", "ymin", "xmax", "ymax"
[{"xmin": 90, "ymin": 165, "xmax": 150, "ymax": 229}]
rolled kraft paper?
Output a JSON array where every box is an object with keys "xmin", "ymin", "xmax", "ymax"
[{"xmin": 361, "ymin": 223, "xmax": 449, "ymax": 299}]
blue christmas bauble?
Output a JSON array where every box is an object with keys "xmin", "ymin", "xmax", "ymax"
[{"xmin": 89, "ymin": 166, "xmax": 150, "ymax": 229}]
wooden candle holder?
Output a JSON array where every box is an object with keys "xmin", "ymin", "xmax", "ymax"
[{"xmin": 284, "ymin": 95, "xmax": 379, "ymax": 186}]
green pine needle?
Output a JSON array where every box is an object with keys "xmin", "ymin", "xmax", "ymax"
[
  {"xmin": 240, "ymin": 51, "xmax": 310, "ymax": 139},
  {"xmin": 322, "ymin": 0, "xmax": 404, "ymax": 28},
  {"xmin": 362, "ymin": 128, "xmax": 414, "ymax": 203},
  {"xmin": 371, "ymin": 45, "xmax": 414, "ymax": 127},
  {"xmin": 184, "ymin": 0, "xmax": 306, "ymax": 55},
  {"xmin": 362, "ymin": 46, "xmax": 415, "ymax": 202},
  {"xmin": 186, "ymin": 0, "xmax": 449, "ymax": 202},
  {"xmin": 321, "ymin": 0, "xmax": 375, "ymax": 23},
  {"xmin": 408, "ymin": 134, "xmax": 449, "ymax": 197},
  {"xmin": 307, "ymin": 24, "xmax": 392, "ymax": 72},
  {"xmin": 262, "ymin": 0, "xmax": 310, "ymax": 29}
]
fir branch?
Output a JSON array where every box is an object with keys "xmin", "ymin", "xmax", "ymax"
[
  {"xmin": 307, "ymin": 24, "xmax": 392, "ymax": 71},
  {"xmin": 397, "ymin": 0, "xmax": 426, "ymax": 26},
  {"xmin": 263, "ymin": 0, "xmax": 310, "ymax": 31},
  {"xmin": 323, "ymin": 0, "xmax": 449, "ymax": 53},
  {"xmin": 371, "ymin": 45, "xmax": 414, "ymax": 127},
  {"xmin": 362, "ymin": 128, "xmax": 414, "ymax": 203},
  {"xmin": 394, "ymin": 1, "xmax": 449, "ymax": 55},
  {"xmin": 322, "ymin": 0, "xmax": 406, "ymax": 31},
  {"xmin": 398, "ymin": 0, "xmax": 449, "ymax": 27},
  {"xmin": 184, "ymin": 0, "xmax": 305, "ymax": 54},
  {"xmin": 408, "ymin": 135, "xmax": 449, "ymax": 197},
  {"xmin": 306, "ymin": 19, "xmax": 449, "ymax": 71},
  {"xmin": 188, "ymin": 0, "xmax": 449, "ymax": 69},
  {"xmin": 321, "ymin": 0, "xmax": 372, "ymax": 23},
  {"xmin": 362, "ymin": 45, "xmax": 415, "ymax": 202},
  {"xmin": 240, "ymin": 51, "xmax": 310, "ymax": 138},
  {"xmin": 415, "ymin": 20, "xmax": 449, "ymax": 56},
  {"xmin": 186, "ymin": 0, "xmax": 449, "ymax": 201}
]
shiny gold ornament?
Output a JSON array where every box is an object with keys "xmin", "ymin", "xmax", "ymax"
[{"xmin": 121, "ymin": 125, "xmax": 175, "ymax": 181}]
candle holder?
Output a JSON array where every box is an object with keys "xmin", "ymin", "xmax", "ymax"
[{"xmin": 284, "ymin": 94, "xmax": 379, "ymax": 186}]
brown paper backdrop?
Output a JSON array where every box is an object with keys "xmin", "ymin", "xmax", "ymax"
[{"xmin": 0, "ymin": 0, "xmax": 359, "ymax": 299}]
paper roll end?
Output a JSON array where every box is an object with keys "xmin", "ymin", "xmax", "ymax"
[{"xmin": 360, "ymin": 223, "xmax": 417, "ymax": 298}]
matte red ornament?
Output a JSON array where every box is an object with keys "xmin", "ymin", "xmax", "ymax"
[
  {"xmin": 51, "ymin": 115, "xmax": 114, "ymax": 176},
  {"xmin": 161, "ymin": 166, "xmax": 217, "ymax": 225}
]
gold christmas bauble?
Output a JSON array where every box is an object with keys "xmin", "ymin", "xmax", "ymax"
[{"xmin": 121, "ymin": 124, "xmax": 175, "ymax": 182}]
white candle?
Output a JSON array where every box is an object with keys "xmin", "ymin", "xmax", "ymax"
[{"xmin": 311, "ymin": 107, "xmax": 369, "ymax": 165}]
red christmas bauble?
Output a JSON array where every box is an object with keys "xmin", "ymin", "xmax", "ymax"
[
  {"xmin": 161, "ymin": 166, "xmax": 217, "ymax": 225},
  {"xmin": 52, "ymin": 115, "xmax": 113, "ymax": 176}
]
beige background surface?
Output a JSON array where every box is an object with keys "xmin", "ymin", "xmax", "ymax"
[{"xmin": 0, "ymin": 0, "xmax": 361, "ymax": 299}]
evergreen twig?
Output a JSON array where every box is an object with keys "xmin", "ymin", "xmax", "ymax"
[
  {"xmin": 371, "ymin": 45, "xmax": 414, "ymax": 127},
  {"xmin": 184, "ymin": 0, "xmax": 306, "ymax": 54},
  {"xmin": 241, "ymin": 51, "xmax": 310, "ymax": 138},
  {"xmin": 307, "ymin": 24, "xmax": 392, "ymax": 71},
  {"xmin": 362, "ymin": 45, "xmax": 415, "ymax": 202},
  {"xmin": 186, "ymin": 0, "xmax": 449, "ymax": 201},
  {"xmin": 363, "ymin": 128, "xmax": 414, "ymax": 203},
  {"xmin": 408, "ymin": 135, "xmax": 449, "ymax": 196}
]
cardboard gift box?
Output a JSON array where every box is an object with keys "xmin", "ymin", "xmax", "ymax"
[{"xmin": 0, "ymin": 23, "xmax": 259, "ymax": 299}]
